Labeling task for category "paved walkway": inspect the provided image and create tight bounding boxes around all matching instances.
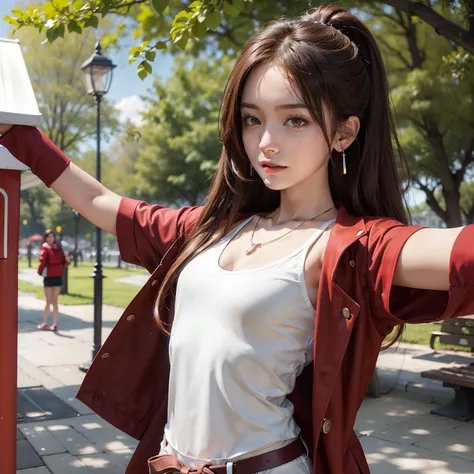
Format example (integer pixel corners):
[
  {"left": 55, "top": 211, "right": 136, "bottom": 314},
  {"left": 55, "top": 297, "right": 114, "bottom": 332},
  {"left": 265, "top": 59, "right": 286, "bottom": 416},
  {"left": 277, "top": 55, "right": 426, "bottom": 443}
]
[
  {"left": 15, "top": 292, "right": 474, "bottom": 473},
  {"left": 18, "top": 269, "right": 43, "bottom": 286}
]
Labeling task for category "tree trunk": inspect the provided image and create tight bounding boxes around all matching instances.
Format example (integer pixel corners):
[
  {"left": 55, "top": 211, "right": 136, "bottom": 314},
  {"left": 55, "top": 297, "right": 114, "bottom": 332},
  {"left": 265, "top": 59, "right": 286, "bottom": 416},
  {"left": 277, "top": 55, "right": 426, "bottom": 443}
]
[
  {"left": 425, "top": 119, "right": 463, "bottom": 227},
  {"left": 442, "top": 186, "right": 462, "bottom": 227}
]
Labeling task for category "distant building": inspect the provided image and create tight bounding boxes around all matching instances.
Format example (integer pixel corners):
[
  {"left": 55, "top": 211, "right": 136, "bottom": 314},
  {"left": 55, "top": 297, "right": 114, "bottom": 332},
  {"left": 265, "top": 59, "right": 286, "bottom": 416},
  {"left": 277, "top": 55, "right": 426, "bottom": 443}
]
[{"left": 410, "top": 209, "right": 446, "bottom": 228}]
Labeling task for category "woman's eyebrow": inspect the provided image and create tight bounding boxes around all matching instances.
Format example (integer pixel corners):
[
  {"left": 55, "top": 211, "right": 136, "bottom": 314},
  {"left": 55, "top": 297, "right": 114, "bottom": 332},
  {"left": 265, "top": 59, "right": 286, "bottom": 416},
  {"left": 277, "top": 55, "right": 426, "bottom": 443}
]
[{"left": 240, "top": 102, "right": 308, "bottom": 110}]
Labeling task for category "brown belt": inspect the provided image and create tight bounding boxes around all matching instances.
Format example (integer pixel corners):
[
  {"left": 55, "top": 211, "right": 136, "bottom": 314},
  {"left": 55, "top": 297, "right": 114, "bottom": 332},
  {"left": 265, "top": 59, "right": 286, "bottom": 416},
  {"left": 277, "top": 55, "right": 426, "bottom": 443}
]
[{"left": 148, "top": 438, "right": 306, "bottom": 474}]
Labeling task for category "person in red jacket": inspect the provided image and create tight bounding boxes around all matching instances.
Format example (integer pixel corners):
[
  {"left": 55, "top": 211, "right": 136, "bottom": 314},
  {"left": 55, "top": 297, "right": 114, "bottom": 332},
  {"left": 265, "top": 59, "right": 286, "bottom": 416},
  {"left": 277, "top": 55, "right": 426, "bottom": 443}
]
[
  {"left": 2, "top": 5, "right": 474, "bottom": 473},
  {"left": 37, "top": 229, "right": 68, "bottom": 331}
]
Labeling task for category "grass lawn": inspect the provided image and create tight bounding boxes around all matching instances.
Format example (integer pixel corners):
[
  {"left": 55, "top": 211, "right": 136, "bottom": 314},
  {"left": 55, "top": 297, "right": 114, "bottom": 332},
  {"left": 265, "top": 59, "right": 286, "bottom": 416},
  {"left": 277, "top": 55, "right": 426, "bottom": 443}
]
[
  {"left": 388, "top": 320, "right": 471, "bottom": 352},
  {"left": 18, "top": 258, "right": 147, "bottom": 308}
]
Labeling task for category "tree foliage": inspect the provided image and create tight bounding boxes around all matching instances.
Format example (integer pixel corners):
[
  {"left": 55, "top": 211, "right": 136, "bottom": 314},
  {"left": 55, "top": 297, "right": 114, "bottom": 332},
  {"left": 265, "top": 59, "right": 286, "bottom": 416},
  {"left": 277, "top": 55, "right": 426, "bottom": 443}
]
[
  {"left": 367, "top": 3, "right": 474, "bottom": 226},
  {"left": 8, "top": 0, "right": 472, "bottom": 78},
  {"left": 133, "top": 55, "right": 233, "bottom": 205}
]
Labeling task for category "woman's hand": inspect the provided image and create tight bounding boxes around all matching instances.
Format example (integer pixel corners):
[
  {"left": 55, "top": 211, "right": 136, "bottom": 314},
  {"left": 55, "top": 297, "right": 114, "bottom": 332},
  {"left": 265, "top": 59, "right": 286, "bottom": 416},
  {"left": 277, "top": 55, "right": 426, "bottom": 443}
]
[{"left": 0, "top": 124, "right": 12, "bottom": 135}]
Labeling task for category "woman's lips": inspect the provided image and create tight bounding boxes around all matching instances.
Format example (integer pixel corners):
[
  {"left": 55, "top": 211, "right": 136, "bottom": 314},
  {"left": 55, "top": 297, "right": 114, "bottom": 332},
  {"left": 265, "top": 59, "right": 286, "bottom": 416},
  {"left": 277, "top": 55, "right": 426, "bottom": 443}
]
[{"left": 261, "top": 164, "right": 287, "bottom": 174}]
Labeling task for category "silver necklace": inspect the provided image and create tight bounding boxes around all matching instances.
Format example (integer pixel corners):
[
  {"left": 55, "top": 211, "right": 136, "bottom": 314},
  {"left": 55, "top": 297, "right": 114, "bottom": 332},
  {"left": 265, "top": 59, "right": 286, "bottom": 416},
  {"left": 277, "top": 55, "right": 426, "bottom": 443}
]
[{"left": 245, "top": 205, "right": 335, "bottom": 256}]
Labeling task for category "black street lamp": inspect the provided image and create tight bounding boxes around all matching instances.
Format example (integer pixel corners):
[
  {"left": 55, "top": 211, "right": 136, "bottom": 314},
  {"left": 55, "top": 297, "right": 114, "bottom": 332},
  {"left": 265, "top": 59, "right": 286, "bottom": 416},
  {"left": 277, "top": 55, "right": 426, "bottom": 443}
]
[
  {"left": 79, "top": 42, "right": 115, "bottom": 373},
  {"left": 72, "top": 209, "right": 80, "bottom": 268}
]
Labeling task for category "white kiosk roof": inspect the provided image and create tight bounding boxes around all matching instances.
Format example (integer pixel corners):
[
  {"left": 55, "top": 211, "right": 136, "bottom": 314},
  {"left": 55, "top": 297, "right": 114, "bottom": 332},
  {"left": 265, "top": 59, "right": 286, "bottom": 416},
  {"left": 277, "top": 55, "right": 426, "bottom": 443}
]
[
  {"left": 0, "top": 38, "right": 42, "bottom": 126},
  {"left": 0, "top": 38, "right": 42, "bottom": 189}
]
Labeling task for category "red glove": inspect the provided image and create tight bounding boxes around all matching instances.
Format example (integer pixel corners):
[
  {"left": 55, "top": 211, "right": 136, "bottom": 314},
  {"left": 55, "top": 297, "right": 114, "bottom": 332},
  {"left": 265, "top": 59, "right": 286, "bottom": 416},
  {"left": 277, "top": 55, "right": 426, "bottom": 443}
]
[{"left": 0, "top": 125, "right": 70, "bottom": 187}]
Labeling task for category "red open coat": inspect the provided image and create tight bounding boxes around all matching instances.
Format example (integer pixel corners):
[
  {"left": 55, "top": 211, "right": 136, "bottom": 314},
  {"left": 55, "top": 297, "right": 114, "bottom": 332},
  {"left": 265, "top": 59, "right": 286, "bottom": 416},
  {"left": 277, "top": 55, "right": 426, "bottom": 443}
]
[
  {"left": 37, "top": 242, "right": 67, "bottom": 278},
  {"left": 76, "top": 197, "right": 474, "bottom": 473}
]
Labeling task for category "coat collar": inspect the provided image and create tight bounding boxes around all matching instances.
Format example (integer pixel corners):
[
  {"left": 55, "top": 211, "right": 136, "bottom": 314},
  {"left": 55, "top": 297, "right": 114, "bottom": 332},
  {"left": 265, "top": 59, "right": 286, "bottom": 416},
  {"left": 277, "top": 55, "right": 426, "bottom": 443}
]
[{"left": 326, "top": 206, "right": 367, "bottom": 283}]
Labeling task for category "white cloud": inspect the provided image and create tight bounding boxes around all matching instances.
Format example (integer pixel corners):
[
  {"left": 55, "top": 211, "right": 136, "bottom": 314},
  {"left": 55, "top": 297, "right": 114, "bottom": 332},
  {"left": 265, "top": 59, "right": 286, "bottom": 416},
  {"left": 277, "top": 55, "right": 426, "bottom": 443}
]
[{"left": 114, "top": 95, "right": 146, "bottom": 126}]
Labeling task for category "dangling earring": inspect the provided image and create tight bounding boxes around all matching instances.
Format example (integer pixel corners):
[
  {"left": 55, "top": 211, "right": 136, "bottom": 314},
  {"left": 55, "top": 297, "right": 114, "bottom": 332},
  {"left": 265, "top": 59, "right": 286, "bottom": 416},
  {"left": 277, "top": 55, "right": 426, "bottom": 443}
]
[
  {"left": 250, "top": 165, "right": 253, "bottom": 177},
  {"left": 342, "top": 149, "right": 347, "bottom": 175}
]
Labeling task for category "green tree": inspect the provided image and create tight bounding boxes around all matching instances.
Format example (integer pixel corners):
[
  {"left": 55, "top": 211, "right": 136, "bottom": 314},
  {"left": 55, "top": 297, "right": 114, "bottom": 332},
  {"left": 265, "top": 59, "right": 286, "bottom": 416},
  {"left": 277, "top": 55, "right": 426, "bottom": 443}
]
[
  {"left": 134, "top": 55, "right": 233, "bottom": 205},
  {"left": 107, "top": 127, "right": 142, "bottom": 198},
  {"left": 19, "top": 187, "right": 51, "bottom": 239},
  {"left": 368, "top": 4, "right": 474, "bottom": 226},
  {"left": 4, "top": 1, "right": 473, "bottom": 79}
]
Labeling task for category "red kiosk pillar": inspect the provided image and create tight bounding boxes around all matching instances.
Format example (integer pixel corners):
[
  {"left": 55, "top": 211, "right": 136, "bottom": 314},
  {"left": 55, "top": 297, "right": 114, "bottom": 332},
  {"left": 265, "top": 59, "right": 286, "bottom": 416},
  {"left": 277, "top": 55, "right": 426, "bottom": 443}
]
[
  {"left": 0, "top": 155, "right": 29, "bottom": 474},
  {"left": 0, "top": 36, "right": 44, "bottom": 473}
]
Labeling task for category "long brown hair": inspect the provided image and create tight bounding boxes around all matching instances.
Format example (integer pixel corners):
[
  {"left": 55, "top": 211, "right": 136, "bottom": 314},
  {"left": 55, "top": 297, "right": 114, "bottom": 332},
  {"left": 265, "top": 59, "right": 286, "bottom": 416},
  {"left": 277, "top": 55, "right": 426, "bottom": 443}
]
[
  {"left": 156, "top": 5, "right": 409, "bottom": 348},
  {"left": 42, "top": 229, "right": 56, "bottom": 244}
]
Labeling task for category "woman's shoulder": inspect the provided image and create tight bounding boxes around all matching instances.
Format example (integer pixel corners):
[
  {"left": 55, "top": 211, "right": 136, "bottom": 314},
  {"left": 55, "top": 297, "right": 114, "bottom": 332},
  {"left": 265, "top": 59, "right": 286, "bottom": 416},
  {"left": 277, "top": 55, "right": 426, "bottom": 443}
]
[{"left": 336, "top": 206, "right": 406, "bottom": 230}]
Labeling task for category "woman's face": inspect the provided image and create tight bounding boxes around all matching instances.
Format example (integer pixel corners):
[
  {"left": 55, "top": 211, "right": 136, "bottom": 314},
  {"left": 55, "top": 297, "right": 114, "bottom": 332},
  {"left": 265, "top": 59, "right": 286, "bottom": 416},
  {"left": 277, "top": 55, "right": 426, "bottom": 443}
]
[
  {"left": 46, "top": 234, "right": 55, "bottom": 246},
  {"left": 240, "top": 63, "right": 332, "bottom": 192}
]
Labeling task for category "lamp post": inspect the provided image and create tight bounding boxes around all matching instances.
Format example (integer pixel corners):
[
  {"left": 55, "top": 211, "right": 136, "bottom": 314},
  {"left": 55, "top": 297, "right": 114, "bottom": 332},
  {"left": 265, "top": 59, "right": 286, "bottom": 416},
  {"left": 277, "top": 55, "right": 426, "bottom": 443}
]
[
  {"left": 79, "top": 42, "right": 115, "bottom": 373},
  {"left": 72, "top": 209, "right": 80, "bottom": 268}
]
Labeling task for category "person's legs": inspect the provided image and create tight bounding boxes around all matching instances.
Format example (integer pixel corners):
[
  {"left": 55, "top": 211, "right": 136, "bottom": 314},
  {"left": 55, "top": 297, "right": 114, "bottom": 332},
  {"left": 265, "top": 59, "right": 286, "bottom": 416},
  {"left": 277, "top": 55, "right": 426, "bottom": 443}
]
[
  {"left": 40, "top": 286, "right": 53, "bottom": 329},
  {"left": 50, "top": 286, "right": 61, "bottom": 329}
]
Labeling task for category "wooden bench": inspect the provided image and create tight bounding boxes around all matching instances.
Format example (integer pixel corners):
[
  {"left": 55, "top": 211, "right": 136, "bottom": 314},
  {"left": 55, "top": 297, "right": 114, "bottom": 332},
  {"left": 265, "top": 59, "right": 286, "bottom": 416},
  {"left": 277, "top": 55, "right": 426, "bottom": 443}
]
[
  {"left": 430, "top": 316, "right": 474, "bottom": 352},
  {"left": 420, "top": 364, "right": 474, "bottom": 421}
]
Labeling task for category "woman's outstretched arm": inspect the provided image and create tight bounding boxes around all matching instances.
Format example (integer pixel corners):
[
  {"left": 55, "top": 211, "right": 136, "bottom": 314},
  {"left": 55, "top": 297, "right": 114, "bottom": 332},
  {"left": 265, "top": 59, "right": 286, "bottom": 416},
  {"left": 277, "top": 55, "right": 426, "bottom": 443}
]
[
  {"left": 50, "top": 163, "right": 121, "bottom": 236},
  {"left": 0, "top": 124, "right": 120, "bottom": 236},
  {"left": 393, "top": 227, "right": 464, "bottom": 291}
]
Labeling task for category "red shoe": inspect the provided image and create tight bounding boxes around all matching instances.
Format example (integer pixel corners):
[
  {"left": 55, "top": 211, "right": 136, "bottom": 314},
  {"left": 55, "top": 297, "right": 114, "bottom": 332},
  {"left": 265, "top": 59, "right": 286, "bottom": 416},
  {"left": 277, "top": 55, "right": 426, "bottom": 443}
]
[
  {"left": 37, "top": 323, "right": 48, "bottom": 330},
  {"left": 50, "top": 324, "right": 58, "bottom": 332}
]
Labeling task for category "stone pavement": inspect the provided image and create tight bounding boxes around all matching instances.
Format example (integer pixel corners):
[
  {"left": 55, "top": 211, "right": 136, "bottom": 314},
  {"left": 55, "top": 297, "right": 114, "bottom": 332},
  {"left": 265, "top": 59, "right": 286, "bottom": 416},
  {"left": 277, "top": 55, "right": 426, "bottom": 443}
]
[{"left": 15, "top": 291, "right": 474, "bottom": 473}]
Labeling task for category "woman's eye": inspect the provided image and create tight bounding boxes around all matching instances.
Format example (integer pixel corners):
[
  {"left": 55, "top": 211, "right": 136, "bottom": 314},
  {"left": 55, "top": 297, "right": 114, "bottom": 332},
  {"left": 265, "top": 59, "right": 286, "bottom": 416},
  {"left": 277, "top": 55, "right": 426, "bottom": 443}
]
[
  {"left": 285, "top": 116, "right": 308, "bottom": 128},
  {"left": 242, "top": 115, "right": 260, "bottom": 126}
]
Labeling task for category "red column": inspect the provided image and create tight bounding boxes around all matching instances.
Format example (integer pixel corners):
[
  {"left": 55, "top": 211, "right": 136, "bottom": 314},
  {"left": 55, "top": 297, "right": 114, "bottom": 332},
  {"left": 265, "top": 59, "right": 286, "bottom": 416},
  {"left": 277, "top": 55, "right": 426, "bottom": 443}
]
[{"left": 0, "top": 169, "right": 21, "bottom": 474}]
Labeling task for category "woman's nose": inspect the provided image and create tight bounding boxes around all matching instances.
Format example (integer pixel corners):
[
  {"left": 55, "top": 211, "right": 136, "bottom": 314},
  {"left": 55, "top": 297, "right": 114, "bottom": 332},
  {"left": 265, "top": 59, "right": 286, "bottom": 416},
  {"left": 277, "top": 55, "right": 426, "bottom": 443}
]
[{"left": 259, "top": 129, "right": 279, "bottom": 155}]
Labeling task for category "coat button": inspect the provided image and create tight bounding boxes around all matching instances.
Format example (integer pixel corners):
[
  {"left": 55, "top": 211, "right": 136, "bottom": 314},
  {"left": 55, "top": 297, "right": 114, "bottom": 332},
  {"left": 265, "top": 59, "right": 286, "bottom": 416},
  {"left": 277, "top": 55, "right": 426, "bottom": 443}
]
[
  {"left": 101, "top": 352, "right": 111, "bottom": 359},
  {"left": 322, "top": 417, "right": 331, "bottom": 434},
  {"left": 342, "top": 307, "right": 351, "bottom": 319},
  {"left": 356, "top": 229, "right": 364, "bottom": 236},
  {"left": 151, "top": 280, "right": 158, "bottom": 287},
  {"left": 349, "top": 260, "right": 355, "bottom": 267},
  {"left": 126, "top": 314, "right": 136, "bottom": 322}
]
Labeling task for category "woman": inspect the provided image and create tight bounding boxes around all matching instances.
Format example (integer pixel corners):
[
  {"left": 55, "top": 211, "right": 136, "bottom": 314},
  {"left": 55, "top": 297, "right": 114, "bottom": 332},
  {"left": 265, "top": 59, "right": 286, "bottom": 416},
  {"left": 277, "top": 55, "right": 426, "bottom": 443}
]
[
  {"left": 1, "top": 5, "right": 473, "bottom": 473},
  {"left": 36, "top": 229, "right": 67, "bottom": 331}
]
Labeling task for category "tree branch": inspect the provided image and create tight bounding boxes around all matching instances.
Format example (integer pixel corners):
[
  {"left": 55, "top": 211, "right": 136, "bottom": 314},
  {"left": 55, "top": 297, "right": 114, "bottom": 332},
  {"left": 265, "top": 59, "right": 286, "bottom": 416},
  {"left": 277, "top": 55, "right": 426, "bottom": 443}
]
[
  {"left": 458, "top": 137, "right": 474, "bottom": 180},
  {"left": 377, "top": 35, "right": 414, "bottom": 69},
  {"left": 414, "top": 179, "right": 448, "bottom": 222},
  {"left": 383, "top": 0, "right": 474, "bottom": 53}
]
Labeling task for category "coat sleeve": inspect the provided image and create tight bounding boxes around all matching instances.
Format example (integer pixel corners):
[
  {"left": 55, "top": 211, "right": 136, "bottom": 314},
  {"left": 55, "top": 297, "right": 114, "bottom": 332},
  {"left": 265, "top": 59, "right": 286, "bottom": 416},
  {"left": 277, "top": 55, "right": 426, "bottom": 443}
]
[
  {"left": 367, "top": 219, "right": 474, "bottom": 332},
  {"left": 37, "top": 245, "right": 48, "bottom": 276},
  {"left": 61, "top": 249, "right": 68, "bottom": 267},
  {"left": 115, "top": 197, "right": 203, "bottom": 273}
]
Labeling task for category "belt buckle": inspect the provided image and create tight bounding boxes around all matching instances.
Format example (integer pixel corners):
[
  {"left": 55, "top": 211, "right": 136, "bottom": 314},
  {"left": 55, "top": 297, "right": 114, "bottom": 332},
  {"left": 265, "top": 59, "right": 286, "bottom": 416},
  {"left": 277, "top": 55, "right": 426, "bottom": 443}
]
[{"left": 226, "top": 461, "right": 233, "bottom": 474}]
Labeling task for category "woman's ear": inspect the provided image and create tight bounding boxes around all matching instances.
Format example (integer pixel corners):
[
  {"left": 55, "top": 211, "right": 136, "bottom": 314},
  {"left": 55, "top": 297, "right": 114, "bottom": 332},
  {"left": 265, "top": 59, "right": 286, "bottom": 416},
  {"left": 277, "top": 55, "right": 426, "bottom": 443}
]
[{"left": 332, "top": 116, "right": 360, "bottom": 152}]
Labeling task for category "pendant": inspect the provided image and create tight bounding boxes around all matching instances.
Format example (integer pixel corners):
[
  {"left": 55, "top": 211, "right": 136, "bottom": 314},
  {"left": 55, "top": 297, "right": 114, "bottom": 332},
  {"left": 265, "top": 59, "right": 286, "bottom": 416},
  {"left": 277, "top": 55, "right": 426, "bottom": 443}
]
[{"left": 245, "top": 243, "right": 261, "bottom": 255}]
